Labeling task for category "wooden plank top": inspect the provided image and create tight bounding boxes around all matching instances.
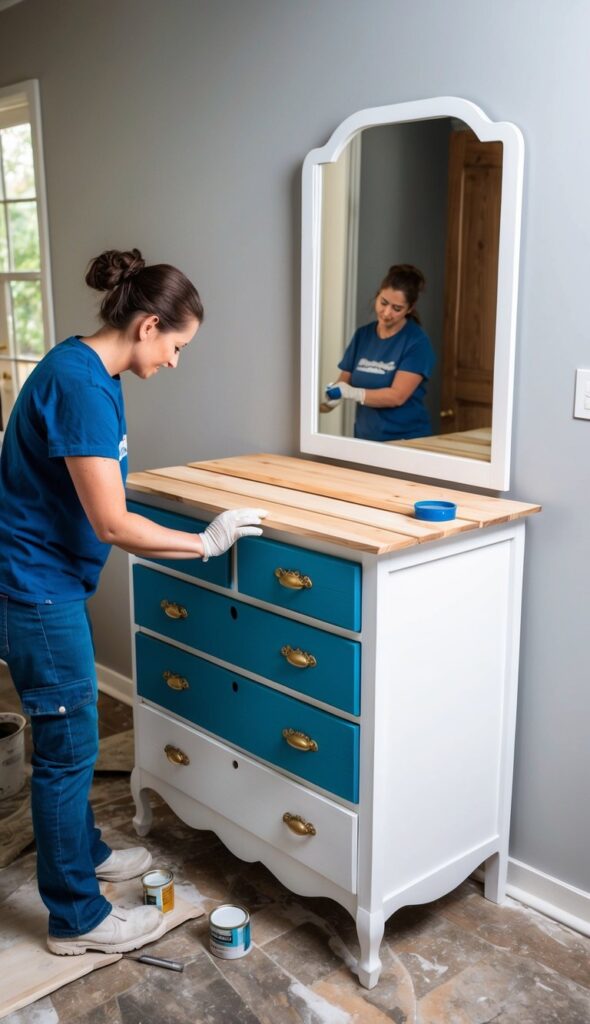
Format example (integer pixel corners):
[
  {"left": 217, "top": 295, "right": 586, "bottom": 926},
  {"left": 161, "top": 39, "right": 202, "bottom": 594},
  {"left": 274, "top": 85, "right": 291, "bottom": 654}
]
[
  {"left": 127, "top": 453, "right": 540, "bottom": 555},
  {"left": 393, "top": 427, "right": 492, "bottom": 462}
]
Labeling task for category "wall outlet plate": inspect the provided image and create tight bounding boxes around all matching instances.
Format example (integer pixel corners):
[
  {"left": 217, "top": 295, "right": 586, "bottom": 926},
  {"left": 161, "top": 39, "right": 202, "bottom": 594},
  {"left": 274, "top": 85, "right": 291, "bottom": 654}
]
[{"left": 573, "top": 368, "right": 590, "bottom": 420}]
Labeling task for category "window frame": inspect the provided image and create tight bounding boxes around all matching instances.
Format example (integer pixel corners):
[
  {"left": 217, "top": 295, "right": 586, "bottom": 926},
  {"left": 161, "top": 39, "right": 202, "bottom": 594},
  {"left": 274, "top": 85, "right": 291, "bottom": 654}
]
[{"left": 0, "top": 78, "right": 55, "bottom": 436}]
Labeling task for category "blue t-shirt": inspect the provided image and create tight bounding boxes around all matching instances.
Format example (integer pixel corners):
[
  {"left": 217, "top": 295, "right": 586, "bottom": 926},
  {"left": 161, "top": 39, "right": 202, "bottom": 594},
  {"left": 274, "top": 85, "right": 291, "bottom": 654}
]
[
  {"left": 0, "top": 337, "right": 128, "bottom": 603},
  {"left": 338, "top": 319, "right": 435, "bottom": 442}
]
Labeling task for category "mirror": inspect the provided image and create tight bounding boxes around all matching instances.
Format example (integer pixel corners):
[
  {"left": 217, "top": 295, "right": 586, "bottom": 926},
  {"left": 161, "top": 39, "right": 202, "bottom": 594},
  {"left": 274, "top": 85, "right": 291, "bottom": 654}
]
[{"left": 300, "top": 98, "right": 524, "bottom": 490}]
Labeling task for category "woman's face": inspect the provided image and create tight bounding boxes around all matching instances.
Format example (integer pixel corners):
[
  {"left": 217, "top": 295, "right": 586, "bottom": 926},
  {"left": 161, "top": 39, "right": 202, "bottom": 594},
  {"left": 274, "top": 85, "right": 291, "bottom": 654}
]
[
  {"left": 374, "top": 288, "right": 412, "bottom": 336},
  {"left": 131, "top": 316, "right": 200, "bottom": 379}
]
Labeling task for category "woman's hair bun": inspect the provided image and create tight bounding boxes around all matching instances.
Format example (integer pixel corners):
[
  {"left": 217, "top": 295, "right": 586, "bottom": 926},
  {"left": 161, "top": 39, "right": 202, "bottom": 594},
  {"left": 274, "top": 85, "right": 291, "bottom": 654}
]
[
  {"left": 389, "top": 263, "right": 425, "bottom": 291},
  {"left": 85, "top": 248, "right": 203, "bottom": 331},
  {"left": 85, "top": 248, "right": 145, "bottom": 292}
]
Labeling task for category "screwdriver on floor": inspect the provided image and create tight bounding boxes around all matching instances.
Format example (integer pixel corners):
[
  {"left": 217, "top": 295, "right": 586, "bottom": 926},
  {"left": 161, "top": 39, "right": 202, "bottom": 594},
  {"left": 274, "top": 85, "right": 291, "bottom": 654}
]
[{"left": 122, "top": 953, "right": 184, "bottom": 971}]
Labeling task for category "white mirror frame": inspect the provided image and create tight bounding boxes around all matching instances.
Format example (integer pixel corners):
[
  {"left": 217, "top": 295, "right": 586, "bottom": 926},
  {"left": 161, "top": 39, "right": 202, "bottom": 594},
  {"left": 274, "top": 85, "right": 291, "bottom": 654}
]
[{"left": 300, "top": 97, "right": 524, "bottom": 491}]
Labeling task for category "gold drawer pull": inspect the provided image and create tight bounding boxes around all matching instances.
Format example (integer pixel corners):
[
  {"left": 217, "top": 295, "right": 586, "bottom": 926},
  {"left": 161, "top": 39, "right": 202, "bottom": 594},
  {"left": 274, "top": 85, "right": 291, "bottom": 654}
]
[
  {"left": 280, "top": 645, "right": 317, "bottom": 669},
  {"left": 282, "top": 728, "right": 318, "bottom": 752},
  {"left": 160, "top": 599, "right": 188, "bottom": 620},
  {"left": 164, "top": 744, "right": 190, "bottom": 766},
  {"left": 163, "top": 671, "right": 189, "bottom": 691},
  {"left": 283, "top": 812, "right": 316, "bottom": 837},
  {"left": 275, "top": 567, "right": 312, "bottom": 590}
]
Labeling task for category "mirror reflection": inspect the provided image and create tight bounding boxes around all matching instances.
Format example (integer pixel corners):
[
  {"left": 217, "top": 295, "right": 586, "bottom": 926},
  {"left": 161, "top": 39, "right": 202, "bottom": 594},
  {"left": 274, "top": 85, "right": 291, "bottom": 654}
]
[{"left": 318, "top": 117, "right": 503, "bottom": 463}]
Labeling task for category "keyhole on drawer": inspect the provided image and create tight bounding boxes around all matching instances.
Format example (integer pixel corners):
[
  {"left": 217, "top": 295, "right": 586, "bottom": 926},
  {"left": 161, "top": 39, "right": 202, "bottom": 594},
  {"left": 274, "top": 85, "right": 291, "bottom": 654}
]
[
  {"left": 232, "top": 681, "right": 239, "bottom": 693},
  {"left": 232, "top": 760, "right": 239, "bottom": 770},
  {"left": 230, "top": 606, "right": 238, "bottom": 620}
]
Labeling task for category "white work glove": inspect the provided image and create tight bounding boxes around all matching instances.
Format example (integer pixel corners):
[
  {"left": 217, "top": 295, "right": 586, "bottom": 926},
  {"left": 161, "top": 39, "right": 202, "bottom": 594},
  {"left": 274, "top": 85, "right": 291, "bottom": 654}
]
[
  {"left": 200, "top": 508, "right": 267, "bottom": 561},
  {"left": 334, "top": 381, "right": 366, "bottom": 405}
]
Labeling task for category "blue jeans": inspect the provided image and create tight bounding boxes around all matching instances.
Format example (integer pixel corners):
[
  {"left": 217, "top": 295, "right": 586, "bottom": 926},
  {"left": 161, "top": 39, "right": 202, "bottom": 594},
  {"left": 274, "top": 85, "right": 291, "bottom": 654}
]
[{"left": 0, "top": 594, "right": 112, "bottom": 937}]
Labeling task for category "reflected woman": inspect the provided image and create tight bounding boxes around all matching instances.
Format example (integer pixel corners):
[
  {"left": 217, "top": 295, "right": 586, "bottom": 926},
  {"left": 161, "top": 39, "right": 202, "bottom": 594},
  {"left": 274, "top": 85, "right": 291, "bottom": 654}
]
[{"left": 323, "top": 264, "right": 435, "bottom": 442}]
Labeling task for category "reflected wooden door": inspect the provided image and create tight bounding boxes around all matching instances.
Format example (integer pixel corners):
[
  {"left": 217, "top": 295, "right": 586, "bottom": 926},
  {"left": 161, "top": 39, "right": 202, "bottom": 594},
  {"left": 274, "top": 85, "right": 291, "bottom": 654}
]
[{"left": 440, "top": 130, "right": 502, "bottom": 433}]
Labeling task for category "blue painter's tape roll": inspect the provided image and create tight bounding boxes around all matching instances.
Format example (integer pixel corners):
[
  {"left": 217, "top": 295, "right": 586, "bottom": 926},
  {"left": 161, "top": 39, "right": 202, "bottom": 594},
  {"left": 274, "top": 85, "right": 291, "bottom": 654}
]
[
  {"left": 414, "top": 500, "right": 457, "bottom": 521},
  {"left": 325, "top": 385, "right": 342, "bottom": 400}
]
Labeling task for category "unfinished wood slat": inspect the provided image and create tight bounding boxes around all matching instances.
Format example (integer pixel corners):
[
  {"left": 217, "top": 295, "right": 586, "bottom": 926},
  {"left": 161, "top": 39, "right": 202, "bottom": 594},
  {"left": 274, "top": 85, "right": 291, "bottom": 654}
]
[
  {"left": 127, "top": 471, "right": 418, "bottom": 553},
  {"left": 141, "top": 465, "right": 477, "bottom": 542},
  {"left": 187, "top": 453, "right": 541, "bottom": 524},
  {"left": 394, "top": 428, "right": 492, "bottom": 462}
]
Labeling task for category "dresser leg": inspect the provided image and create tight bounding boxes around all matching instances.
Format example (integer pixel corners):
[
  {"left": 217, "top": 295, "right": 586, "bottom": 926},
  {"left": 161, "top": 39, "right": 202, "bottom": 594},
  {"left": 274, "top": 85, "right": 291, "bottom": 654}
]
[
  {"left": 355, "top": 907, "right": 385, "bottom": 988},
  {"left": 484, "top": 850, "right": 507, "bottom": 904},
  {"left": 131, "top": 767, "right": 153, "bottom": 837}
]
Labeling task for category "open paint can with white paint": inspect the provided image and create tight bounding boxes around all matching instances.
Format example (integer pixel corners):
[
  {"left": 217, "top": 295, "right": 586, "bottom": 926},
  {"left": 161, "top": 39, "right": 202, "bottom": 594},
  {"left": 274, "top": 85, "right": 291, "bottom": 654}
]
[
  {"left": 142, "top": 869, "right": 175, "bottom": 913},
  {"left": 209, "top": 904, "right": 251, "bottom": 959}
]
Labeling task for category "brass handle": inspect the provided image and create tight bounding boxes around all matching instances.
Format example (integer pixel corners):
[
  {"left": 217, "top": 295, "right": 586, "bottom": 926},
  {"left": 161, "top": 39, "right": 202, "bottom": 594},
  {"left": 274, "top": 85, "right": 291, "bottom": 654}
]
[
  {"left": 440, "top": 409, "right": 455, "bottom": 419},
  {"left": 283, "top": 812, "right": 316, "bottom": 836},
  {"left": 160, "top": 599, "right": 188, "bottom": 620},
  {"left": 1, "top": 371, "right": 12, "bottom": 381},
  {"left": 280, "top": 645, "right": 317, "bottom": 669},
  {"left": 163, "top": 671, "right": 189, "bottom": 691},
  {"left": 275, "top": 568, "right": 312, "bottom": 590},
  {"left": 164, "top": 744, "right": 190, "bottom": 766},
  {"left": 282, "top": 728, "right": 318, "bottom": 752}
]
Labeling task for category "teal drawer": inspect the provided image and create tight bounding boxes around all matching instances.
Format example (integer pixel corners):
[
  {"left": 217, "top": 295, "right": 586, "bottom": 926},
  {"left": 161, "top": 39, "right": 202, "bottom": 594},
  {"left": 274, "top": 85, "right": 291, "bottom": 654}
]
[
  {"left": 136, "top": 633, "right": 359, "bottom": 802},
  {"left": 133, "top": 565, "right": 360, "bottom": 715},
  {"left": 238, "top": 537, "right": 361, "bottom": 631},
  {"left": 127, "top": 500, "right": 230, "bottom": 587}
]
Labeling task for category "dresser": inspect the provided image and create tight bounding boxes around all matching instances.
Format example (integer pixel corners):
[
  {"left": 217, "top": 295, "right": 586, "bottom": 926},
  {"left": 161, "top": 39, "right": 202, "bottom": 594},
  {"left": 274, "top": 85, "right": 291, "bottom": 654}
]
[{"left": 127, "top": 453, "right": 539, "bottom": 988}]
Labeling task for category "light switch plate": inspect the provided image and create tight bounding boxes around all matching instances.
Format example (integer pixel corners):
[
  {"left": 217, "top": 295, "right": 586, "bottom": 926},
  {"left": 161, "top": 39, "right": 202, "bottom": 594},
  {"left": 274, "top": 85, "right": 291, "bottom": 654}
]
[{"left": 573, "top": 369, "right": 590, "bottom": 420}]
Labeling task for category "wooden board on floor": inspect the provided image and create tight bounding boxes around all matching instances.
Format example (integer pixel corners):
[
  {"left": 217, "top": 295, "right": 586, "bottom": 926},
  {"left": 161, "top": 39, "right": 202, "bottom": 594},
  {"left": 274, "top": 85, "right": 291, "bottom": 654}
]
[{"left": 0, "top": 879, "right": 204, "bottom": 1018}]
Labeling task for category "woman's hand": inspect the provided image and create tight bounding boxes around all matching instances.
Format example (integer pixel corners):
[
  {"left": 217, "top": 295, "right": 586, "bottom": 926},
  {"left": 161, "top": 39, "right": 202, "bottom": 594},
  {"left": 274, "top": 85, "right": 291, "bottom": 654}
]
[
  {"left": 320, "top": 384, "right": 341, "bottom": 413},
  {"left": 199, "top": 508, "right": 267, "bottom": 560},
  {"left": 333, "top": 381, "right": 366, "bottom": 404}
]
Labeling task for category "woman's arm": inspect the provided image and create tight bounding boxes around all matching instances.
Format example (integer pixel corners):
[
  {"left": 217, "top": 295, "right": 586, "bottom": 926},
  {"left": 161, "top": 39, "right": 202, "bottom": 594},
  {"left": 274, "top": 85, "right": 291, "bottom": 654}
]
[
  {"left": 66, "top": 456, "right": 265, "bottom": 559},
  {"left": 66, "top": 456, "right": 205, "bottom": 557},
  {"left": 361, "top": 370, "right": 423, "bottom": 408}
]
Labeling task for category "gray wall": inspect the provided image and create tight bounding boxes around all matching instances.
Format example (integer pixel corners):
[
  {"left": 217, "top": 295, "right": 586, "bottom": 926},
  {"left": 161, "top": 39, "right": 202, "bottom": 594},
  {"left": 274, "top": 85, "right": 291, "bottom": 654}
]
[{"left": 1, "top": 0, "right": 588, "bottom": 897}]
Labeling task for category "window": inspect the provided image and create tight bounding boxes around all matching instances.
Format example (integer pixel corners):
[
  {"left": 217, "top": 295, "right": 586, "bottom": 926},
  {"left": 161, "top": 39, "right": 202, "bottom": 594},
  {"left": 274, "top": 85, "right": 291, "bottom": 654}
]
[{"left": 0, "top": 80, "right": 54, "bottom": 435}]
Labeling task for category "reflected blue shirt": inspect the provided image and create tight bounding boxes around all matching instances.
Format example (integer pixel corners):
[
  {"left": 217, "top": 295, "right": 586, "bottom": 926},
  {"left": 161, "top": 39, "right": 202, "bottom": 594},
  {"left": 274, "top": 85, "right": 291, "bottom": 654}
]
[
  {"left": 339, "top": 319, "right": 435, "bottom": 442},
  {"left": 0, "top": 337, "right": 127, "bottom": 602}
]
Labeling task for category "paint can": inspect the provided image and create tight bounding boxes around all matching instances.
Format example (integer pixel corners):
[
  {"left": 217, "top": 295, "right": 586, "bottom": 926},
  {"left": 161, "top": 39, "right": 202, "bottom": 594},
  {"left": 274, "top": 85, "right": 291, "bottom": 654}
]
[
  {"left": 208, "top": 904, "right": 251, "bottom": 959},
  {"left": 0, "top": 713, "right": 26, "bottom": 800},
  {"left": 141, "top": 869, "right": 175, "bottom": 913}
]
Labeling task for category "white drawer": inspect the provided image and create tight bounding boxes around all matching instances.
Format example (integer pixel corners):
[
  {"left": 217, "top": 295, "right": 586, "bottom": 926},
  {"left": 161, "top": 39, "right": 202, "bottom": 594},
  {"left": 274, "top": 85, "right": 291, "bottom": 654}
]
[{"left": 135, "top": 703, "right": 358, "bottom": 893}]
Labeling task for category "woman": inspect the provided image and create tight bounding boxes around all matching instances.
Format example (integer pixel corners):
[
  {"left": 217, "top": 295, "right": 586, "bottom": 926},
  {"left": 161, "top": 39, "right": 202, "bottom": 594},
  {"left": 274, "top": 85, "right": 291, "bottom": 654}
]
[
  {"left": 323, "top": 264, "right": 435, "bottom": 442},
  {"left": 0, "top": 249, "right": 266, "bottom": 956}
]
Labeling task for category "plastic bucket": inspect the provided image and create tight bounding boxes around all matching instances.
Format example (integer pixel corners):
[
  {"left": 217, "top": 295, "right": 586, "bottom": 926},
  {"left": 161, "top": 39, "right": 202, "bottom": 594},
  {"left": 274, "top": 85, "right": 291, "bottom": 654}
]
[{"left": 0, "top": 713, "right": 27, "bottom": 800}]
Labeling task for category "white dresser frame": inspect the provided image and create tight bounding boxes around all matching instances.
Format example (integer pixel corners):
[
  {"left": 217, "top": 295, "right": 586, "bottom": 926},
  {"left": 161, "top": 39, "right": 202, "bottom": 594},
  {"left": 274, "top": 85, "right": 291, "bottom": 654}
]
[{"left": 130, "top": 507, "right": 525, "bottom": 988}]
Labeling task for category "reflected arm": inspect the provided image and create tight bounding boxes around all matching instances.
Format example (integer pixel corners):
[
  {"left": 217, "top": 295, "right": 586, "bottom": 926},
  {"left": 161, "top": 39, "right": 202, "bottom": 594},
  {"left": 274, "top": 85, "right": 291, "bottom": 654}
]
[{"left": 362, "top": 370, "right": 423, "bottom": 408}]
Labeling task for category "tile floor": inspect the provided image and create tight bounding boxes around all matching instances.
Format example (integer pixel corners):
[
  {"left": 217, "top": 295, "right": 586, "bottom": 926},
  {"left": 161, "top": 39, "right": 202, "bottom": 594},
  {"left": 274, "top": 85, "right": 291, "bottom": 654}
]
[{"left": 1, "top": 667, "right": 589, "bottom": 1023}]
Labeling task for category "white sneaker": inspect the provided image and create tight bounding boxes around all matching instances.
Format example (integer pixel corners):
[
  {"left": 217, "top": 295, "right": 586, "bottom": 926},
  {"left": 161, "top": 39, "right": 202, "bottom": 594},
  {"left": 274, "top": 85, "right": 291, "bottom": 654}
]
[
  {"left": 95, "top": 846, "right": 152, "bottom": 881},
  {"left": 47, "top": 905, "right": 166, "bottom": 955}
]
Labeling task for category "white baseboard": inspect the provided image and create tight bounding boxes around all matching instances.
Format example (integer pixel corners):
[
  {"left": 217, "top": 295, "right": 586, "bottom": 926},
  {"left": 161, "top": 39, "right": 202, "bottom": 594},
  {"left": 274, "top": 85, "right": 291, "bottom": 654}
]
[
  {"left": 94, "top": 661, "right": 590, "bottom": 937},
  {"left": 473, "top": 859, "right": 590, "bottom": 937},
  {"left": 96, "top": 663, "right": 133, "bottom": 707},
  {"left": 505, "top": 858, "right": 590, "bottom": 937}
]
